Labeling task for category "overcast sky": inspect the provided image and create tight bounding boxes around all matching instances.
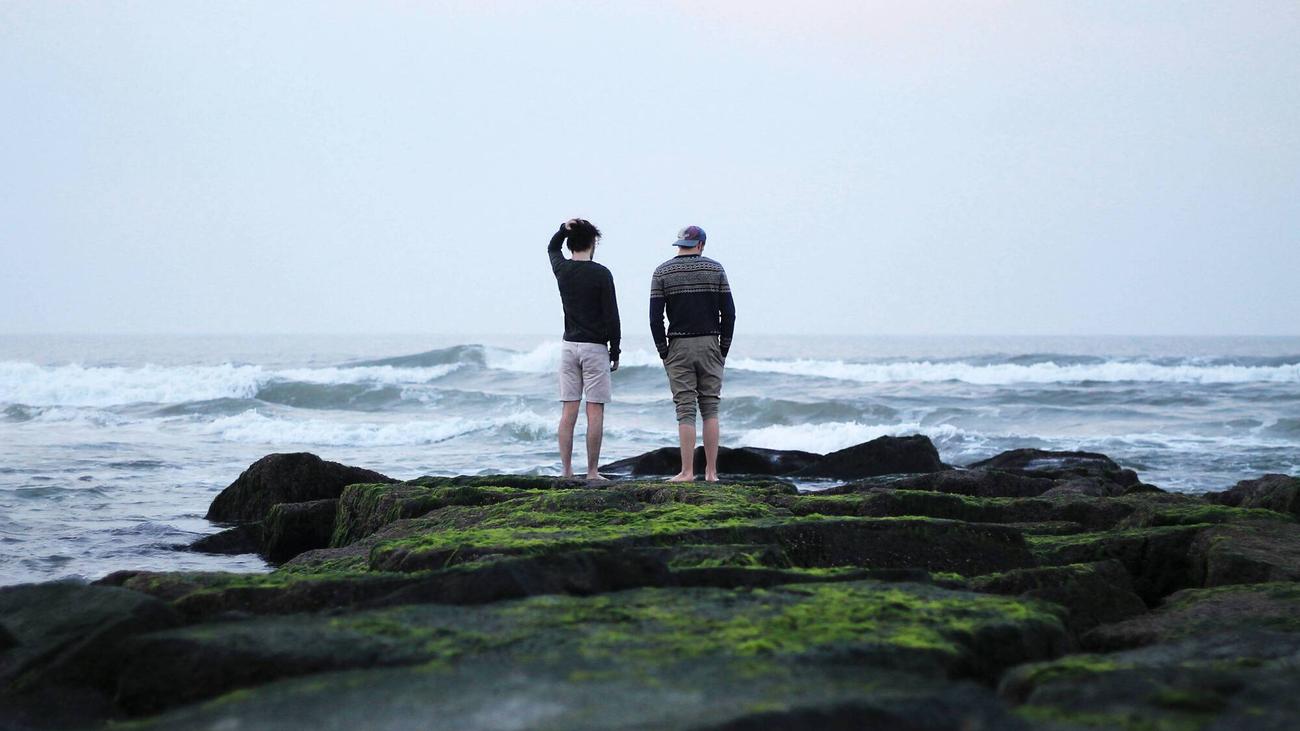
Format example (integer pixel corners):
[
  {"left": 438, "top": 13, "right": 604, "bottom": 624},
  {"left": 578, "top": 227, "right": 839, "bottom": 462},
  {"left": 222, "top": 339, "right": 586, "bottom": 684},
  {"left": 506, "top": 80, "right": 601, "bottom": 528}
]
[{"left": 2, "top": 1, "right": 1297, "bottom": 337}]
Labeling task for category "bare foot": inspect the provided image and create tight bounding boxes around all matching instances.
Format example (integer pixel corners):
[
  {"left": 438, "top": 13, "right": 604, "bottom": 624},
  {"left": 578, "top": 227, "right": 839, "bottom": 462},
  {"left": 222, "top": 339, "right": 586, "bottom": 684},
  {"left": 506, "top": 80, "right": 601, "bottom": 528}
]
[
  {"left": 586, "top": 473, "right": 610, "bottom": 482},
  {"left": 667, "top": 472, "right": 695, "bottom": 482},
  {"left": 561, "top": 471, "right": 575, "bottom": 479},
  {"left": 704, "top": 473, "right": 720, "bottom": 483}
]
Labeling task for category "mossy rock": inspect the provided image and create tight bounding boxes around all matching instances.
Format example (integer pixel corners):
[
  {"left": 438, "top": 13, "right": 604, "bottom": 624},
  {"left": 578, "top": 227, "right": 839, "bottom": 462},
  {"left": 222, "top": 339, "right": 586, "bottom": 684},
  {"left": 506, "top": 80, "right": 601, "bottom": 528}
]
[
  {"left": 1027, "top": 525, "right": 1205, "bottom": 604},
  {"left": 1115, "top": 494, "right": 1294, "bottom": 530},
  {"left": 825, "top": 469, "right": 1058, "bottom": 498},
  {"left": 103, "top": 569, "right": 423, "bottom": 621},
  {"left": 1204, "top": 474, "right": 1300, "bottom": 519},
  {"left": 786, "top": 489, "right": 1135, "bottom": 531},
  {"left": 1002, "top": 630, "right": 1300, "bottom": 730},
  {"left": 330, "top": 482, "right": 534, "bottom": 548},
  {"left": 970, "top": 560, "right": 1148, "bottom": 636},
  {"left": 1084, "top": 582, "right": 1300, "bottom": 651},
  {"left": 1189, "top": 520, "right": 1300, "bottom": 587},
  {"left": 118, "top": 580, "right": 1067, "bottom": 727}
]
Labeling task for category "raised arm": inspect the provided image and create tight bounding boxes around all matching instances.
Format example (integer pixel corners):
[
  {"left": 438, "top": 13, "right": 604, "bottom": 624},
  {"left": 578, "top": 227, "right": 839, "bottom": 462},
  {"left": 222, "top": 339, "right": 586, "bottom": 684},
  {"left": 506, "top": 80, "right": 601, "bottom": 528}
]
[
  {"left": 548, "top": 224, "right": 567, "bottom": 274},
  {"left": 649, "top": 269, "right": 668, "bottom": 359},
  {"left": 719, "top": 269, "right": 736, "bottom": 358}
]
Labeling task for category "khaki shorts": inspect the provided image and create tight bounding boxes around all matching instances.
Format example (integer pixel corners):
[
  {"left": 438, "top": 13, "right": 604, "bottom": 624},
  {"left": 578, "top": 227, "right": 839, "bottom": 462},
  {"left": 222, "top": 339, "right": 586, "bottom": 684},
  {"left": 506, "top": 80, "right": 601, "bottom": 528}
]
[
  {"left": 559, "top": 341, "right": 612, "bottom": 403},
  {"left": 665, "top": 336, "right": 724, "bottom": 423}
]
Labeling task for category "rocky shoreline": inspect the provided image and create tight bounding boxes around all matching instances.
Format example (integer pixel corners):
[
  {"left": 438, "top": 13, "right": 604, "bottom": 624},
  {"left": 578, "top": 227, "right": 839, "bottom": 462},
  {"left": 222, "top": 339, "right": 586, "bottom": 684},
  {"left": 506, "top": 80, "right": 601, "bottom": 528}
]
[{"left": 2, "top": 437, "right": 1299, "bottom": 729}]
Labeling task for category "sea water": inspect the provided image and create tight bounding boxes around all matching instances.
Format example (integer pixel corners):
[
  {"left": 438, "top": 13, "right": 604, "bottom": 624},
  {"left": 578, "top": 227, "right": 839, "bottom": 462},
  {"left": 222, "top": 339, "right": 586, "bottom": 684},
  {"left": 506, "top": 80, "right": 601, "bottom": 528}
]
[{"left": 2, "top": 333, "right": 1298, "bottom": 586}]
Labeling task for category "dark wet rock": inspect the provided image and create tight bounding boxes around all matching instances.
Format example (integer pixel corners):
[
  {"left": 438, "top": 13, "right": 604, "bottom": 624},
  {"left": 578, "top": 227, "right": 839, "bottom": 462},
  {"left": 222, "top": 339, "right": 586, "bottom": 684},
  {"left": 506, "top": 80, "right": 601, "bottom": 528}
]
[
  {"left": 0, "top": 622, "right": 15, "bottom": 651},
  {"left": 205, "top": 452, "right": 395, "bottom": 524},
  {"left": 1082, "top": 582, "right": 1300, "bottom": 651},
  {"left": 795, "top": 435, "right": 946, "bottom": 480},
  {"left": 189, "top": 523, "right": 261, "bottom": 555},
  {"left": 825, "top": 469, "right": 1058, "bottom": 498},
  {"left": 1204, "top": 473, "right": 1300, "bottom": 519},
  {"left": 0, "top": 582, "right": 181, "bottom": 697},
  {"left": 1038, "top": 478, "right": 1106, "bottom": 498},
  {"left": 600, "top": 446, "right": 821, "bottom": 477},
  {"left": 115, "top": 616, "right": 435, "bottom": 716},
  {"left": 969, "top": 560, "right": 1148, "bottom": 636},
  {"left": 367, "top": 549, "right": 674, "bottom": 608},
  {"left": 1189, "top": 520, "right": 1300, "bottom": 587},
  {"left": 967, "top": 448, "right": 1141, "bottom": 494},
  {"left": 1114, "top": 493, "right": 1293, "bottom": 529},
  {"left": 1001, "top": 630, "right": 1300, "bottom": 729},
  {"left": 34, "top": 466, "right": 1300, "bottom": 729},
  {"left": 261, "top": 499, "right": 338, "bottom": 563}
]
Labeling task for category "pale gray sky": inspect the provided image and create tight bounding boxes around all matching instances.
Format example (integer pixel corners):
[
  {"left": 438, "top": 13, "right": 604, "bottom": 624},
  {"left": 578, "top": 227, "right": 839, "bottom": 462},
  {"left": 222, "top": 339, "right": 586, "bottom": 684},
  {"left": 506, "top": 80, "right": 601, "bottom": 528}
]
[{"left": 2, "top": 1, "right": 1297, "bottom": 337}]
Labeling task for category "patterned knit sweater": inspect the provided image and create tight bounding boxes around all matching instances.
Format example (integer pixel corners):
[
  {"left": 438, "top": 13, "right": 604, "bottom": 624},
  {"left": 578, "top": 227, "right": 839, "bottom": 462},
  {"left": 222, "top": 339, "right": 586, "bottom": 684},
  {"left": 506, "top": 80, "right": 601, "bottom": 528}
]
[{"left": 649, "top": 254, "right": 736, "bottom": 358}]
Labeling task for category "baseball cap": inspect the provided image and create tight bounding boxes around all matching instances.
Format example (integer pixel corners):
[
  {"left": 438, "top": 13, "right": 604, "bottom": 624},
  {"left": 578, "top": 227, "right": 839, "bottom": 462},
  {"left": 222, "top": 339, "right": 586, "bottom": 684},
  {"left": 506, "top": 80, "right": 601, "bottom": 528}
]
[{"left": 673, "top": 225, "right": 707, "bottom": 247}]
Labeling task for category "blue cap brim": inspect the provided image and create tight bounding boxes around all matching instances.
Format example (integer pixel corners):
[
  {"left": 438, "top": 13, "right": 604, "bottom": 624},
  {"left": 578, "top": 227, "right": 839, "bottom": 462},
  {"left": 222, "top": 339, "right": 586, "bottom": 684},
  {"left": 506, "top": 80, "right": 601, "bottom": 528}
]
[{"left": 673, "top": 239, "right": 703, "bottom": 247}]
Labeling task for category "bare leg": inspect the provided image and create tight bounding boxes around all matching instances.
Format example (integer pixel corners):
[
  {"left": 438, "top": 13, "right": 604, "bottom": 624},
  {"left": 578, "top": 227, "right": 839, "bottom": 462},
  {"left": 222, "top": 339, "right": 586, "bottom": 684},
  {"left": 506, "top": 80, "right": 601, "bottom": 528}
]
[
  {"left": 558, "top": 401, "right": 580, "bottom": 478},
  {"left": 702, "top": 417, "right": 720, "bottom": 482},
  {"left": 669, "top": 422, "right": 697, "bottom": 482},
  {"left": 585, "top": 402, "right": 608, "bottom": 480}
]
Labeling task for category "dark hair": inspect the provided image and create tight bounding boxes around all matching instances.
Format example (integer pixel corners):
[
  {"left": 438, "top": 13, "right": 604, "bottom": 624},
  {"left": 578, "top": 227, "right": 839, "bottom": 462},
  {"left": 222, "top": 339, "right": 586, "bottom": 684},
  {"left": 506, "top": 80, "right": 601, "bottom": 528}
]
[{"left": 566, "top": 220, "right": 601, "bottom": 252}]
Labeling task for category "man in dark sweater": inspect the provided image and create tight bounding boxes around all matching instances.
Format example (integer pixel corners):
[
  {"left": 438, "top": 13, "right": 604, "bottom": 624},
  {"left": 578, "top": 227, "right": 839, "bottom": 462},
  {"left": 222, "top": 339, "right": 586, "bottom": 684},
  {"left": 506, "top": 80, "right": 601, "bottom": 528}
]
[
  {"left": 650, "top": 225, "right": 736, "bottom": 482},
  {"left": 549, "top": 218, "right": 621, "bottom": 480}
]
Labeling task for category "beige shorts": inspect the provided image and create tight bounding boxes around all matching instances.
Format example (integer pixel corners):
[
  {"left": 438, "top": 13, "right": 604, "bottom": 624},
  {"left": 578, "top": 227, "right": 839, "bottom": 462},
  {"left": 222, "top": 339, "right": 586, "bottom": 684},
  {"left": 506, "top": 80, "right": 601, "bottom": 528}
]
[
  {"left": 559, "top": 341, "right": 612, "bottom": 403},
  {"left": 665, "top": 336, "right": 724, "bottom": 423}
]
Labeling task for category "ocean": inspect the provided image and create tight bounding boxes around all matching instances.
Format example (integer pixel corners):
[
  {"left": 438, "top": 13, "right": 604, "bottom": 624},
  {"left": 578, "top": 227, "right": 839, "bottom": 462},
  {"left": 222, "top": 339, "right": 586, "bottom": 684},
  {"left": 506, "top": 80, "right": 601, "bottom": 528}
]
[{"left": 2, "top": 333, "right": 1298, "bottom": 587}]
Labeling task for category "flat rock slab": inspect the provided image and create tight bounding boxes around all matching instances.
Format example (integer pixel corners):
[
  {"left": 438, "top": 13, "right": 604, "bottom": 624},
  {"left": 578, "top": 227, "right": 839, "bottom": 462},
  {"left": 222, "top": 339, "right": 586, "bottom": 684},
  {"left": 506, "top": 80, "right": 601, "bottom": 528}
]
[
  {"left": 122, "top": 580, "right": 1067, "bottom": 726},
  {"left": 1002, "top": 631, "right": 1300, "bottom": 730},
  {"left": 1083, "top": 582, "right": 1300, "bottom": 651}
]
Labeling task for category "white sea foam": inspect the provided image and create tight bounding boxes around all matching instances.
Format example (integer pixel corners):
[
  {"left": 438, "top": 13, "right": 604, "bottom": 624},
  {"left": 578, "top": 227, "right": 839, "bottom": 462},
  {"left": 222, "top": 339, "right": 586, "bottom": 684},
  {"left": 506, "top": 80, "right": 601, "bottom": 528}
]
[
  {"left": 727, "top": 358, "right": 1300, "bottom": 385},
  {"left": 198, "top": 410, "right": 554, "bottom": 447},
  {"left": 482, "top": 342, "right": 664, "bottom": 372},
  {"left": 0, "top": 361, "right": 460, "bottom": 407},
  {"left": 738, "top": 421, "right": 970, "bottom": 455}
]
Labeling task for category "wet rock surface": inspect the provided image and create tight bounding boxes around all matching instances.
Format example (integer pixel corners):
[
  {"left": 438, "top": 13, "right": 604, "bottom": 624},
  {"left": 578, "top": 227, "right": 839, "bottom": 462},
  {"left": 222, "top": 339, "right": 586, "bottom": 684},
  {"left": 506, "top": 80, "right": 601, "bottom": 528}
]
[{"left": 4, "top": 445, "right": 1299, "bottom": 730}]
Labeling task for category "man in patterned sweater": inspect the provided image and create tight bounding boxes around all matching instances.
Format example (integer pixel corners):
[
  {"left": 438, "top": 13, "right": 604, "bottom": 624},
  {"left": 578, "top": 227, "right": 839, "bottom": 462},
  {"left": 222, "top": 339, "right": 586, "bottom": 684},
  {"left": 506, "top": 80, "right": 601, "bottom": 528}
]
[{"left": 649, "top": 225, "right": 736, "bottom": 482}]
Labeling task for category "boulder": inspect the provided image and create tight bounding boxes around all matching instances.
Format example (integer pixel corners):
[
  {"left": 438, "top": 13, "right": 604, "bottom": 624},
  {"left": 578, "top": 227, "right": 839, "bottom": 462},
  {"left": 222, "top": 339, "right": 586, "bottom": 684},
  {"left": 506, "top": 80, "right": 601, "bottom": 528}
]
[
  {"left": 600, "top": 446, "right": 821, "bottom": 477},
  {"left": 969, "top": 560, "right": 1148, "bottom": 636},
  {"left": 189, "top": 523, "right": 262, "bottom": 555},
  {"left": 205, "top": 452, "right": 396, "bottom": 524},
  {"left": 967, "top": 448, "right": 1140, "bottom": 492},
  {"left": 795, "top": 435, "right": 946, "bottom": 480},
  {"left": 262, "top": 499, "right": 338, "bottom": 563},
  {"left": 0, "top": 622, "right": 15, "bottom": 651},
  {"left": 0, "top": 582, "right": 181, "bottom": 695},
  {"left": 1189, "top": 520, "right": 1300, "bottom": 587},
  {"left": 1204, "top": 474, "right": 1300, "bottom": 519}
]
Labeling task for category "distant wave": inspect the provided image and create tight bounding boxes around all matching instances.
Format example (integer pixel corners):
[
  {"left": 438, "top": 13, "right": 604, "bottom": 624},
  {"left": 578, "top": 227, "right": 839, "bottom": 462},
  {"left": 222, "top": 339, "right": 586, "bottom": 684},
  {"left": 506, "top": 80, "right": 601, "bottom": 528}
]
[
  {"left": 726, "top": 357, "right": 1300, "bottom": 385},
  {"left": 0, "top": 361, "right": 460, "bottom": 408},
  {"left": 198, "top": 410, "right": 556, "bottom": 447},
  {"left": 4, "top": 344, "right": 1299, "bottom": 409}
]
